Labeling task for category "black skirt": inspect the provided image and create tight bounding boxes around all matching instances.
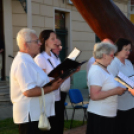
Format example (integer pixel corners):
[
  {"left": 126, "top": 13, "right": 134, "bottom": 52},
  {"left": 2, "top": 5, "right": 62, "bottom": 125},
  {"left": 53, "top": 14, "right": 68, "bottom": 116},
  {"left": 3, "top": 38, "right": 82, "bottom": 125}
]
[
  {"left": 115, "top": 108, "right": 134, "bottom": 134},
  {"left": 86, "top": 112, "right": 116, "bottom": 134}
]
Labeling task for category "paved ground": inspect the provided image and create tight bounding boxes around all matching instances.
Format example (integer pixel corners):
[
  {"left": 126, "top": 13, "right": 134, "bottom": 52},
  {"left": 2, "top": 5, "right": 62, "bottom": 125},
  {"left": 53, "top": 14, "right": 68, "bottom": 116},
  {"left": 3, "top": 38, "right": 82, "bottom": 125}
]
[
  {"left": 64, "top": 124, "right": 87, "bottom": 134},
  {"left": 0, "top": 105, "right": 13, "bottom": 120}
]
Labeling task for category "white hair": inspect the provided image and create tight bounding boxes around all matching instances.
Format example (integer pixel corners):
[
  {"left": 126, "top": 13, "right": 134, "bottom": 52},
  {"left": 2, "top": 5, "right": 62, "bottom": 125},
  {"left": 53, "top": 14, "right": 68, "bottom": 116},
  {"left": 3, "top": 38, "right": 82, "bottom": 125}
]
[
  {"left": 16, "top": 28, "right": 37, "bottom": 50},
  {"left": 93, "top": 42, "right": 117, "bottom": 59}
]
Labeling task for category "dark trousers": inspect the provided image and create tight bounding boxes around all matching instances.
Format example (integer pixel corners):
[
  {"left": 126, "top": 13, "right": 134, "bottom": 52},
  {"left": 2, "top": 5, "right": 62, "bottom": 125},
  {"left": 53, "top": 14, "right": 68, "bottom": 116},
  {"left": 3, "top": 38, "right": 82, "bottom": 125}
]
[
  {"left": 19, "top": 92, "right": 67, "bottom": 134},
  {"left": 48, "top": 92, "right": 67, "bottom": 134},
  {"left": 18, "top": 121, "right": 49, "bottom": 134},
  {"left": 115, "top": 108, "right": 134, "bottom": 134},
  {"left": 86, "top": 112, "right": 116, "bottom": 134}
]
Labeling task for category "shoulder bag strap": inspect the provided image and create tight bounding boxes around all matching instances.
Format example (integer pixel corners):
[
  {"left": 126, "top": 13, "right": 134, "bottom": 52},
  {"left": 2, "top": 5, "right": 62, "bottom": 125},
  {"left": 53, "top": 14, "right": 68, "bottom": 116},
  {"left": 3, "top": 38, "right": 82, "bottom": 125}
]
[{"left": 39, "top": 88, "right": 47, "bottom": 115}]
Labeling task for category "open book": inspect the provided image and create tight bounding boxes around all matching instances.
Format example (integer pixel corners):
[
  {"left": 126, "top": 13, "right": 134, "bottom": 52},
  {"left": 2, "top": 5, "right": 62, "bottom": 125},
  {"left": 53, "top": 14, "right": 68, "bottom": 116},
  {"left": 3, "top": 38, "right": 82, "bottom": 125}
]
[
  {"left": 48, "top": 47, "right": 87, "bottom": 79},
  {"left": 67, "top": 47, "right": 81, "bottom": 60},
  {"left": 114, "top": 71, "right": 134, "bottom": 89},
  {"left": 43, "top": 47, "right": 87, "bottom": 87}
]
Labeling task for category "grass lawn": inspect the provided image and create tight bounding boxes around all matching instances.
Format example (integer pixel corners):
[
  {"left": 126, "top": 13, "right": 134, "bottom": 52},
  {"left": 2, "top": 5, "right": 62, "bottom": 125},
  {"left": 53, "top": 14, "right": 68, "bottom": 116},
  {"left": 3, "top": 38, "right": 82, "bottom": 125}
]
[
  {"left": 0, "top": 118, "right": 18, "bottom": 134},
  {"left": 0, "top": 118, "right": 87, "bottom": 134}
]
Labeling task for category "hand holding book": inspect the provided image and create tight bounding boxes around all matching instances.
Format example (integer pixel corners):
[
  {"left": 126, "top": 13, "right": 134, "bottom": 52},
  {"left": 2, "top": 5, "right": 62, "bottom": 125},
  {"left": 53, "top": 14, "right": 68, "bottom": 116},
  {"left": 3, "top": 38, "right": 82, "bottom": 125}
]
[
  {"left": 114, "top": 71, "right": 134, "bottom": 89},
  {"left": 48, "top": 47, "right": 87, "bottom": 79},
  {"left": 114, "top": 71, "right": 134, "bottom": 96},
  {"left": 128, "top": 88, "right": 134, "bottom": 96},
  {"left": 43, "top": 47, "right": 87, "bottom": 87}
]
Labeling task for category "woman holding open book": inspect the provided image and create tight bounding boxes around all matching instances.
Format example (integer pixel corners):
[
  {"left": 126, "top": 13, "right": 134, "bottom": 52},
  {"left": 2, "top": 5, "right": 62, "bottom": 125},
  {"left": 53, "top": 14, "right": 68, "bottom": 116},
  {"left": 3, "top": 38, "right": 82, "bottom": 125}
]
[
  {"left": 86, "top": 42, "right": 126, "bottom": 134},
  {"left": 34, "top": 30, "right": 63, "bottom": 134},
  {"left": 108, "top": 38, "right": 134, "bottom": 134},
  {"left": 34, "top": 30, "right": 77, "bottom": 134}
]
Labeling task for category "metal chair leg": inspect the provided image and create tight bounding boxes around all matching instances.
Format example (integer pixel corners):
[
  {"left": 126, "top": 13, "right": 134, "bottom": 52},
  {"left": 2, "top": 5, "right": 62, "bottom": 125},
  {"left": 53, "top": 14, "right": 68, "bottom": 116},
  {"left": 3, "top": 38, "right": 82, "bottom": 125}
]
[
  {"left": 84, "top": 109, "right": 87, "bottom": 120},
  {"left": 64, "top": 108, "right": 68, "bottom": 120},
  {"left": 82, "top": 109, "right": 85, "bottom": 124},
  {"left": 70, "top": 108, "right": 75, "bottom": 129},
  {"left": 82, "top": 109, "right": 87, "bottom": 124}
]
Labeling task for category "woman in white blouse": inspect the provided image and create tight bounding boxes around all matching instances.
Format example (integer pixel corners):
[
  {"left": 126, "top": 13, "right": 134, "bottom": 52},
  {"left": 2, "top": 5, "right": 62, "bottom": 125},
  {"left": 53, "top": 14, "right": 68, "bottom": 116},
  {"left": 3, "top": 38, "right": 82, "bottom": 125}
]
[
  {"left": 108, "top": 38, "right": 134, "bottom": 134},
  {"left": 34, "top": 30, "right": 72, "bottom": 134},
  {"left": 86, "top": 42, "right": 126, "bottom": 134}
]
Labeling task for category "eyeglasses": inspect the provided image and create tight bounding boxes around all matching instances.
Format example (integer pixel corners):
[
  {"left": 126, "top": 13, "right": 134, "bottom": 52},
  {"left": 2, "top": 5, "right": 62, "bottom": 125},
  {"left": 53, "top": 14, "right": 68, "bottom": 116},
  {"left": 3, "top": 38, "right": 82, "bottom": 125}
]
[
  {"left": 56, "top": 44, "right": 62, "bottom": 49},
  {"left": 27, "top": 39, "right": 41, "bottom": 44},
  {"left": 123, "top": 49, "right": 132, "bottom": 52}
]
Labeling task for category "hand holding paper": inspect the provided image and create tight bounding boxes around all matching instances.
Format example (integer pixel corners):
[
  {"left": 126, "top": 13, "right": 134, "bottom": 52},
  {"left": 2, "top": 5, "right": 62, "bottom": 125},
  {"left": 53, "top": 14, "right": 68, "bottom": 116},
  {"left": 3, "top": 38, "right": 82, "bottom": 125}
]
[
  {"left": 114, "top": 71, "right": 134, "bottom": 89},
  {"left": 128, "top": 88, "right": 134, "bottom": 96}
]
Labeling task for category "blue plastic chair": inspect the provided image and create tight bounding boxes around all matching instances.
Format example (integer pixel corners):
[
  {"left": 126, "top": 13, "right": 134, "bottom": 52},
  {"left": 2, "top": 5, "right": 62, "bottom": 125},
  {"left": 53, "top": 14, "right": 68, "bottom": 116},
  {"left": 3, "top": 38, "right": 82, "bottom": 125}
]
[{"left": 68, "top": 89, "right": 88, "bottom": 128}]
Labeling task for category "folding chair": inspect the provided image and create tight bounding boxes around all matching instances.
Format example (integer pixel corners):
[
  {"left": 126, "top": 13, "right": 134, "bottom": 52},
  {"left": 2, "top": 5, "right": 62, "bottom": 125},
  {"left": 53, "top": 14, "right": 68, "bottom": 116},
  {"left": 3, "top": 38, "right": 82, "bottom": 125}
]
[
  {"left": 64, "top": 102, "right": 68, "bottom": 120},
  {"left": 68, "top": 89, "right": 88, "bottom": 129}
]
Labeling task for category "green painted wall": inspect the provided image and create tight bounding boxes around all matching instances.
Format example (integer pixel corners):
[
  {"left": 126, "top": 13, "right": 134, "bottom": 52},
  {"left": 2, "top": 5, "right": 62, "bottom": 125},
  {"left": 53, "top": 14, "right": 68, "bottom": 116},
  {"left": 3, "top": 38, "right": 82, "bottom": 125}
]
[{"left": 71, "top": 70, "right": 87, "bottom": 89}]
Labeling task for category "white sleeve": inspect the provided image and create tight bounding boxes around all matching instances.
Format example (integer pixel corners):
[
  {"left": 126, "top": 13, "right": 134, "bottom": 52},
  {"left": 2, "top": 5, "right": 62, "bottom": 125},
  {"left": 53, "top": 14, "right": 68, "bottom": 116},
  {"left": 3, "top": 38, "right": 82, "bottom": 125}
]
[
  {"left": 87, "top": 57, "right": 95, "bottom": 73},
  {"left": 88, "top": 70, "right": 104, "bottom": 87},
  {"left": 34, "top": 56, "right": 47, "bottom": 70},
  {"left": 15, "top": 62, "right": 37, "bottom": 92},
  {"left": 60, "top": 77, "right": 70, "bottom": 92},
  {"left": 107, "top": 61, "right": 119, "bottom": 77}
]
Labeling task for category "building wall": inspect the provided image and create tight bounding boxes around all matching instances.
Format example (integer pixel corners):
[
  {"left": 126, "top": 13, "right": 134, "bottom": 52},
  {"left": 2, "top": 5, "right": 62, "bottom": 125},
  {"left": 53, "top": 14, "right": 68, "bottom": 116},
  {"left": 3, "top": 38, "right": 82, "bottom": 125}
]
[
  {"left": 31, "top": 0, "right": 129, "bottom": 70},
  {"left": 31, "top": 0, "right": 93, "bottom": 70},
  {"left": 129, "top": 0, "right": 134, "bottom": 23},
  {"left": 3, "top": 0, "right": 129, "bottom": 79},
  {"left": 3, "top": 0, "right": 13, "bottom": 78},
  {"left": 114, "top": 1, "right": 128, "bottom": 17},
  {"left": 12, "top": 0, "right": 27, "bottom": 56}
]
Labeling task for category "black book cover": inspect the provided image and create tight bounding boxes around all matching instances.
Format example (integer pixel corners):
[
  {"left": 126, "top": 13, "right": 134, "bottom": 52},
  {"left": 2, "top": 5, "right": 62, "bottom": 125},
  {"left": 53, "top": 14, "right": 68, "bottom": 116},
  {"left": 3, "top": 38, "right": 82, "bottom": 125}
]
[
  {"left": 43, "top": 47, "right": 87, "bottom": 87},
  {"left": 48, "top": 58, "right": 87, "bottom": 79}
]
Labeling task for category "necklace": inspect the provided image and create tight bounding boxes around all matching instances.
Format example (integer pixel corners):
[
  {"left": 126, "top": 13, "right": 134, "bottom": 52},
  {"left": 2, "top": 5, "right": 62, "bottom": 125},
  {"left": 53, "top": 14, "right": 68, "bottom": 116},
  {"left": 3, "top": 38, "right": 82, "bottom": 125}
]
[{"left": 96, "top": 62, "right": 107, "bottom": 69}]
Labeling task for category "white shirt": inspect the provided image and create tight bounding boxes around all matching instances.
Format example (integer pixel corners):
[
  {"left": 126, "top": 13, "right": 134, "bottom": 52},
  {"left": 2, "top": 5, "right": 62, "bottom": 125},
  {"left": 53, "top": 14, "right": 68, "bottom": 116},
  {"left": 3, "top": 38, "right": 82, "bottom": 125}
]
[
  {"left": 10, "top": 52, "right": 55, "bottom": 124},
  {"left": 87, "top": 65, "right": 118, "bottom": 117},
  {"left": 34, "top": 51, "right": 60, "bottom": 101},
  {"left": 52, "top": 52, "right": 71, "bottom": 92},
  {"left": 108, "top": 57, "right": 134, "bottom": 110}
]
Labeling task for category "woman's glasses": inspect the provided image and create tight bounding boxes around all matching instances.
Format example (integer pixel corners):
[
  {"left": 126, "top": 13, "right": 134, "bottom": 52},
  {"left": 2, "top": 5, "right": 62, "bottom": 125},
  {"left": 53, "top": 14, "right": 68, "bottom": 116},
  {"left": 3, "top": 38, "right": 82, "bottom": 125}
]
[{"left": 123, "top": 49, "right": 132, "bottom": 52}]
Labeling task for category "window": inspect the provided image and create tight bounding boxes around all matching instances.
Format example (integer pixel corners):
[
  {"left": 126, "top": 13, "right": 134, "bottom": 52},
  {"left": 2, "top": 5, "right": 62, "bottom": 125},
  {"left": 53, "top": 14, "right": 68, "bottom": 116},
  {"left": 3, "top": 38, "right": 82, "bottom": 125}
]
[{"left": 55, "top": 11, "right": 65, "bottom": 30}]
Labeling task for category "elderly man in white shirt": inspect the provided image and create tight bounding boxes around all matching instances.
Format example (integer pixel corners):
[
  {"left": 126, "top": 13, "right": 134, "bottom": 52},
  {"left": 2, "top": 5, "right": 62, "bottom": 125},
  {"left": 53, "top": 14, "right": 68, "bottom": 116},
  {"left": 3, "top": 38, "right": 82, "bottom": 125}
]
[
  {"left": 10, "top": 28, "right": 63, "bottom": 134},
  {"left": 51, "top": 38, "right": 70, "bottom": 94},
  {"left": 51, "top": 38, "right": 70, "bottom": 133}
]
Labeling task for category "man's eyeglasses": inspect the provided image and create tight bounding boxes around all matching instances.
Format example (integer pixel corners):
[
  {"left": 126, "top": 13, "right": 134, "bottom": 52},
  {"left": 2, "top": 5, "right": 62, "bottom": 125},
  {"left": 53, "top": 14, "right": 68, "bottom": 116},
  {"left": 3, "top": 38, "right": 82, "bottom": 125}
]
[
  {"left": 56, "top": 44, "right": 62, "bottom": 49},
  {"left": 27, "top": 39, "right": 40, "bottom": 44}
]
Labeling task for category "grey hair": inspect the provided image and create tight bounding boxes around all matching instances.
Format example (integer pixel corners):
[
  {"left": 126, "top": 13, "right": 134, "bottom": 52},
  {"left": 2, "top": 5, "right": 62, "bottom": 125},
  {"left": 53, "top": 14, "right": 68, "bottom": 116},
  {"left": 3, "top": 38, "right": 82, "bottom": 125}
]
[
  {"left": 16, "top": 28, "right": 37, "bottom": 50},
  {"left": 93, "top": 42, "right": 117, "bottom": 59}
]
